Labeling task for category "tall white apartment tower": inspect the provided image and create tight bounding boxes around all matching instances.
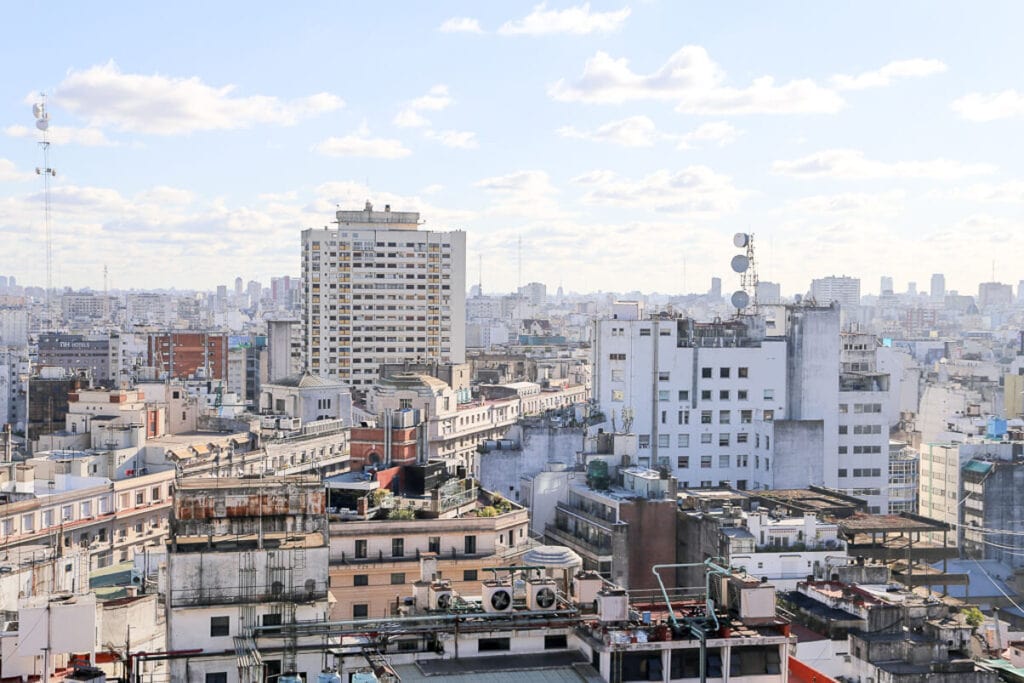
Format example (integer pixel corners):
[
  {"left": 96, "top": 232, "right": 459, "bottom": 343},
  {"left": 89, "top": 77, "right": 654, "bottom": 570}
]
[
  {"left": 301, "top": 202, "right": 466, "bottom": 387},
  {"left": 593, "top": 302, "right": 840, "bottom": 493}
]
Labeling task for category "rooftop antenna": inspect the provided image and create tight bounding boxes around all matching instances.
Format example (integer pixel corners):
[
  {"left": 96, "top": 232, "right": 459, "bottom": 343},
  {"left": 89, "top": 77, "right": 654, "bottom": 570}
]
[
  {"left": 33, "top": 94, "right": 56, "bottom": 330},
  {"left": 729, "top": 232, "right": 758, "bottom": 314}
]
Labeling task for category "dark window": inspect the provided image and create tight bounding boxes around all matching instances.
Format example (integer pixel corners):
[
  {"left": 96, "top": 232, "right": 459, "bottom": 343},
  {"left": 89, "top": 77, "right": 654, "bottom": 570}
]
[
  {"left": 354, "top": 539, "right": 367, "bottom": 558},
  {"left": 478, "top": 637, "right": 511, "bottom": 652},
  {"left": 390, "top": 572, "right": 406, "bottom": 585},
  {"left": 701, "top": 367, "right": 712, "bottom": 378},
  {"left": 210, "top": 616, "right": 229, "bottom": 637},
  {"left": 545, "top": 634, "right": 568, "bottom": 649},
  {"left": 392, "top": 538, "right": 404, "bottom": 557},
  {"left": 464, "top": 535, "right": 477, "bottom": 554},
  {"left": 261, "top": 613, "right": 282, "bottom": 634},
  {"left": 353, "top": 604, "right": 368, "bottom": 618},
  {"left": 354, "top": 574, "right": 368, "bottom": 586},
  {"left": 720, "top": 367, "right": 730, "bottom": 378},
  {"left": 463, "top": 569, "right": 478, "bottom": 581},
  {"left": 428, "top": 536, "right": 441, "bottom": 553},
  {"left": 205, "top": 674, "right": 228, "bottom": 683}
]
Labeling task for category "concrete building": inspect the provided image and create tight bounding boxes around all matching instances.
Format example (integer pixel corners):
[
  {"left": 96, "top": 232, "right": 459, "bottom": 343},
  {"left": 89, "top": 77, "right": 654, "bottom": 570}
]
[
  {"left": 978, "top": 282, "right": 1014, "bottom": 308},
  {"left": 326, "top": 463, "right": 533, "bottom": 620},
  {"left": 265, "top": 317, "right": 303, "bottom": 383},
  {"left": 809, "top": 276, "right": 861, "bottom": 310},
  {"left": 165, "top": 476, "right": 331, "bottom": 683},
  {"left": 37, "top": 333, "right": 114, "bottom": 383},
  {"left": 592, "top": 301, "right": 840, "bottom": 493},
  {"left": 259, "top": 371, "right": 352, "bottom": 426},
  {"left": 301, "top": 201, "right": 466, "bottom": 388},
  {"left": 931, "top": 273, "right": 946, "bottom": 301},
  {"left": 756, "top": 281, "right": 782, "bottom": 305},
  {"left": 146, "top": 331, "right": 229, "bottom": 380},
  {"left": 958, "top": 442, "right": 1024, "bottom": 568}
]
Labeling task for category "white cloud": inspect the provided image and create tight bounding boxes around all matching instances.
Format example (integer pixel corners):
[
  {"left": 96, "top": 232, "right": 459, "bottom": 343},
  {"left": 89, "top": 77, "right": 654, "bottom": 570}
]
[
  {"left": 394, "top": 85, "right": 452, "bottom": 128},
  {"left": 0, "top": 159, "right": 33, "bottom": 182},
  {"left": 499, "top": 3, "right": 630, "bottom": 36},
  {"left": 558, "top": 116, "right": 741, "bottom": 149},
  {"left": 439, "top": 17, "right": 483, "bottom": 33},
  {"left": 952, "top": 90, "right": 1024, "bottom": 122},
  {"left": 5, "top": 124, "right": 115, "bottom": 147},
  {"left": 785, "top": 190, "right": 906, "bottom": 217},
  {"left": 772, "top": 149, "right": 996, "bottom": 180},
  {"left": 558, "top": 116, "right": 660, "bottom": 147},
  {"left": 572, "top": 166, "right": 745, "bottom": 215},
  {"left": 475, "top": 170, "right": 564, "bottom": 217},
  {"left": 549, "top": 46, "right": 843, "bottom": 114},
  {"left": 51, "top": 61, "right": 344, "bottom": 135},
  {"left": 948, "top": 180, "right": 1024, "bottom": 203},
  {"left": 677, "top": 121, "right": 741, "bottom": 149},
  {"left": 314, "top": 125, "right": 411, "bottom": 159},
  {"left": 831, "top": 59, "right": 947, "bottom": 90},
  {"left": 425, "top": 129, "right": 479, "bottom": 149}
]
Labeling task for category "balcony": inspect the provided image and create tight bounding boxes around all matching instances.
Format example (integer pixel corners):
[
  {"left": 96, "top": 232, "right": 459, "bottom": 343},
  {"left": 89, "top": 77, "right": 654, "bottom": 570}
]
[{"left": 170, "top": 582, "right": 329, "bottom": 608}]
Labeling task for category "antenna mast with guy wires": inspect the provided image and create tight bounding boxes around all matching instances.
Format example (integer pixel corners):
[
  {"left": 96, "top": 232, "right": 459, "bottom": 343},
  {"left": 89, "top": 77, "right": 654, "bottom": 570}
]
[
  {"left": 729, "top": 232, "right": 758, "bottom": 313},
  {"left": 33, "top": 95, "right": 56, "bottom": 329}
]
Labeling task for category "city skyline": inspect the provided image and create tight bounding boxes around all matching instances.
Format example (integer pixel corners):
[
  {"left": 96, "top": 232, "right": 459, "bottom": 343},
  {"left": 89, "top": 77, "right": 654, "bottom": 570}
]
[{"left": 2, "top": 2, "right": 1024, "bottom": 295}]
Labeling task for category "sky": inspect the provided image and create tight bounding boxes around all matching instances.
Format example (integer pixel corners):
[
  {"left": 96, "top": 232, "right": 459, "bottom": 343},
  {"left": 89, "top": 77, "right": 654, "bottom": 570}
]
[{"left": 1, "top": 2, "right": 1023, "bottom": 298}]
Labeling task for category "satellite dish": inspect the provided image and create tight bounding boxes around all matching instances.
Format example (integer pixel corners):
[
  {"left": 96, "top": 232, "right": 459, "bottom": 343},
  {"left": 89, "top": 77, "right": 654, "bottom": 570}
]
[
  {"left": 733, "top": 232, "right": 749, "bottom": 248},
  {"left": 36, "top": 118, "right": 49, "bottom": 131},
  {"left": 730, "top": 255, "right": 749, "bottom": 273},
  {"left": 731, "top": 291, "right": 750, "bottom": 309},
  {"left": 32, "top": 104, "right": 42, "bottom": 118}
]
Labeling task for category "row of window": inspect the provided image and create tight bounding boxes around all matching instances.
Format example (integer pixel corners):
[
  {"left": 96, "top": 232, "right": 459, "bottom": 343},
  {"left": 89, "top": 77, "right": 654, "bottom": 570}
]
[
  {"left": 838, "top": 424, "right": 883, "bottom": 435},
  {"left": 838, "top": 468, "right": 883, "bottom": 478},
  {"left": 353, "top": 535, "right": 478, "bottom": 558},
  {"left": 641, "top": 431, "right": 765, "bottom": 449},
  {"left": 837, "top": 445, "right": 883, "bottom": 454},
  {"left": 676, "top": 454, "right": 767, "bottom": 469}
]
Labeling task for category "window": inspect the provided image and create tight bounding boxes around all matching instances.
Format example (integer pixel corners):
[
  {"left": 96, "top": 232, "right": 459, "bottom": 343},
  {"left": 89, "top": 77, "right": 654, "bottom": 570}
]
[
  {"left": 740, "top": 410, "right": 752, "bottom": 424},
  {"left": 677, "top": 434, "right": 689, "bottom": 447},
  {"left": 478, "top": 637, "right": 511, "bottom": 652},
  {"left": 839, "top": 425, "right": 848, "bottom": 434},
  {"left": 719, "top": 411, "right": 730, "bottom": 424},
  {"left": 763, "top": 389, "right": 774, "bottom": 400},
  {"left": 679, "top": 410, "right": 689, "bottom": 425},
  {"left": 702, "top": 367, "right": 712, "bottom": 378},
  {"left": 391, "top": 538, "right": 404, "bottom": 557},
  {"left": 658, "top": 434, "right": 670, "bottom": 448},
  {"left": 700, "top": 456, "right": 712, "bottom": 468},
  {"left": 678, "top": 390, "right": 689, "bottom": 401},
  {"left": 720, "top": 367, "right": 730, "bottom": 378},
  {"left": 720, "top": 390, "right": 730, "bottom": 400},
  {"left": 701, "top": 433, "right": 712, "bottom": 444},
  {"left": 354, "top": 574, "right": 368, "bottom": 586},
  {"left": 701, "top": 411, "right": 712, "bottom": 424},
  {"left": 701, "top": 390, "right": 712, "bottom": 401},
  {"left": 658, "top": 390, "right": 670, "bottom": 402},
  {"left": 658, "top": 371, "right": 670, "bottom": 381},
  {"left": 677, "top": 456, "right": 690, "bottom": 468},
  {"left": 640, "top": 328, "right": 651, "bottom": 337},
  {"left": 399, "top": 398, "right": 413, "bottom": 410},
  {"left": 738, "top": 367, "right": 749, "bottom": 378},
  {"left": 719, "top": 454, "right": 730, "bottom": 468},
  {"left": 464, "top": 535, "right": 477, "bottom": 554},
  {"left": 609, "top": 353, "right": 626, "bottom": 361},
  {"left": 719, "top": 433, "right": 730, "bottom": 446},
  {"left": 737, "top": 390, "right": 748, "bottom": 401},
  {"left": 545, "top": 634, "right": 568, "bottom": 649},
  {"left": 639, "top": 435, "right": 651, "bottom": 449},
  {"left": 206, "top": 675, "right": 228, "bottom": 683},
  {"left": 428, "top": 536, "right": 441, "bottom": 554},
  {"left": 763, "top": 410, "right": 774, "bottom": 422},
  {"left": 390, "top": 572, "right": 406, "bottom": 585},
  {"left": 261, "top": 613, "right": 282, "bottom": 633},
  {"left": 737, "top": 433, "right": 749, "bottom": 444},
  {"left": 463, "top": 569, "right": 478, "bottom": 581},
  {"left": 355, "top": 539, "right": 367, "bottom": 558},
  {"left": 611, "top": 369, "right": 623, "bottom": 382},
  {"left": 210, "top": 616, "right": 230, "bottom": 637},
  {"left": 21, "top": 514, "right": 33, "bottom": 532},
  {"left": 839, "top": 403, "right": 848, "bottom": 413},
  {"left": 353, "top": 604, "right": 368, "bottom": 618}
]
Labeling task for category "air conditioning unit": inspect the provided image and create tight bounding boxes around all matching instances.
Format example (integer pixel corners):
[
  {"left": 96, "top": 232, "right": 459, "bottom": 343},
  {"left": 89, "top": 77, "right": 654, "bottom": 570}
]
[
  {"left": 428, "top": 580, "right": 453, "bottom": 611},
  {"left": 482, "top": 580, "right": 514, "bottom": 613},
  {"left": 526, "top": 579, "right": 558, "bottom": 611},
  {"left": 596, "top": 588, "right": 629, "bottom": 623}
]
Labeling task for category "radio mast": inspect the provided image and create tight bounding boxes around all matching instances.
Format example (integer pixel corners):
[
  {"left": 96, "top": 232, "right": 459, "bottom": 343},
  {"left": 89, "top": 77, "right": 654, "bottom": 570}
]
[{"left": 33, "top": 95, "right": 56, "bottom": 330}]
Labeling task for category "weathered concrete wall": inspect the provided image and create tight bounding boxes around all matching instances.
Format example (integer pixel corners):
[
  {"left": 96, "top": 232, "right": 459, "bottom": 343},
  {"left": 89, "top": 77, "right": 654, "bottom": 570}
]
[
  {"left": 479, "top": 424, "right": 582, "bottom": 501},
  {"left": 773, "top": 419, "right": 824, "bottom": 489}
]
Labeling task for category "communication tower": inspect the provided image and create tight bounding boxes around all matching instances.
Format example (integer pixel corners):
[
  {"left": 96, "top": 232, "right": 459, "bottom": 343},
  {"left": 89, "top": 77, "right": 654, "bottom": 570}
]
[
  {"left": 33, "top": 95, "right": 56, "bottom": 329},
  {"left": 729, "top": 232, "right": 758, "bottom": 313}
]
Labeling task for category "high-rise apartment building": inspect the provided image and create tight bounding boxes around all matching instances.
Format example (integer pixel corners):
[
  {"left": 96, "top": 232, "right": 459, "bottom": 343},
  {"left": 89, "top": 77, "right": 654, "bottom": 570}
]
[
  {"left": 301, "top": 202, "right": 466, "bottom": 387},
  {"left": 808, "top": 275, "right": 860, "bottom": 309},
  {"left": 930, "top": 273, "right": 945, "bottom": 301}
]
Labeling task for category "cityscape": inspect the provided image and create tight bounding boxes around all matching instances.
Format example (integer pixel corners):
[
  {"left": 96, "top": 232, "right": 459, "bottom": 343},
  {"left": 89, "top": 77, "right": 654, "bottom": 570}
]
[{"left": 2, "top": 3, "right": 1024, "bottom": 683}]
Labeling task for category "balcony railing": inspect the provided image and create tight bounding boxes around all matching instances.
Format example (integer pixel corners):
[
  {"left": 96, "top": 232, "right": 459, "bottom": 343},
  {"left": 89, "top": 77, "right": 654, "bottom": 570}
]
[{"left": 170, "top": 582, "right": 328, "bottom": 607}]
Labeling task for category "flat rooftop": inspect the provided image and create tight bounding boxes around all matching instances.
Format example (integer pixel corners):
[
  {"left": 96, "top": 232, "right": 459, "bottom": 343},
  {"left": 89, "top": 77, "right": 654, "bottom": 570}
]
[{"left": 838, "top": 513, "right": 950, "bottom": 535}]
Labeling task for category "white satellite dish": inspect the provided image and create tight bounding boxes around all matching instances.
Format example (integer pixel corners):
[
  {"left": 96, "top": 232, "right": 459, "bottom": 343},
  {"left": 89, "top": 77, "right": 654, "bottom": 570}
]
[
  {"left": 731, "top": 290, "right": 750, "bottom": 309},
  {"left": 35, "top": 118, "right": 49, "bottom": 131},
  {"left": 32, "top": 103, "right": 42, "bottom": 118},
  {"left": 733, "top": 232, "right": 749, "bottom": 248},
  {"left": 730, "top": 254, "right": 749, "bottom": 273}
]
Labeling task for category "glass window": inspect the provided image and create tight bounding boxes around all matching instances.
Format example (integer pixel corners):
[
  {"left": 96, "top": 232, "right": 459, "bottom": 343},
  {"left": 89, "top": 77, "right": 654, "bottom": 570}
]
[
  {"left": 353, "top": 604, "right": 368, "bottom": 618},
  {"left": 464, "top": 535, "right": 477, "bottom": 554},
  {"left": 355, "top": 539, "right": 367, "bottom": 558},
  {"left": 391, "top": 538, "right": 404, "bottom": 557},
  {"left": 700, "top": 456, "right": 712, "bottom": 468},
  {"left": 701, "top": 367, "right": 712, "bottom": 378},
  {"left": 720, "top": 368, "right": 730, "bottom": 378},
  {"left": 677, "top": 456, "right": 690, "bottom": 468},
  {"left": 354, "top": 574, "right": 368, "bottom": 586},
  {"left": 390, "top": 573, "right": 406, "bottom": 585},
  {"left": 738, "top": 367, "right": 749, "bottom": 378},
  {"left": 658, "top": 434, "right": 670, "bottom": 447},
  {"left": 210, "top": 616, "right": 230, "bottom": 637}
]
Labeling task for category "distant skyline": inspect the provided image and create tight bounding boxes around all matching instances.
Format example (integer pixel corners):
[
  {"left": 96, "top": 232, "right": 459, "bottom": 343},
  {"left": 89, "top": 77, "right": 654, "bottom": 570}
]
[{"left": 2, "top": 2, "right": 1024, "bottom": 296}]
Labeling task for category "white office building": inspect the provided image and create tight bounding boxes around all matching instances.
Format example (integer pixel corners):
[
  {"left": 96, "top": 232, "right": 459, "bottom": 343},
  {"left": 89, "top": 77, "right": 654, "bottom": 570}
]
[
  {"left": 809, "top": 276, "right": 861, "bottom": 310},
  {"left": 592, "top": 301, "right": 840, "bottom": 493},
  {"left": 301, "top": 202, "right": 466, "bottom": 387}
]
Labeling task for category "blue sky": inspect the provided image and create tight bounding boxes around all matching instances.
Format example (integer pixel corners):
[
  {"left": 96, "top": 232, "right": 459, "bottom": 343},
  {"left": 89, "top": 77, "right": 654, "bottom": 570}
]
[{"left": 1, "top": 2, "right": 1023, "bottom": 297}]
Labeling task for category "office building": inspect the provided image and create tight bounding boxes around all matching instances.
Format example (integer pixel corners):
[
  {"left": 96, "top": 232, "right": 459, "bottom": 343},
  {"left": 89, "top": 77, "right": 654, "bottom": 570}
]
[
  {"left": 301, "top": 202, "right": 466, "bottom": 387},
  {"left": 809, "top": 276, "right": 860, "bottom": 309},
  {"left": 931, "top": 273, "right": 946, "bottom": 301}
]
